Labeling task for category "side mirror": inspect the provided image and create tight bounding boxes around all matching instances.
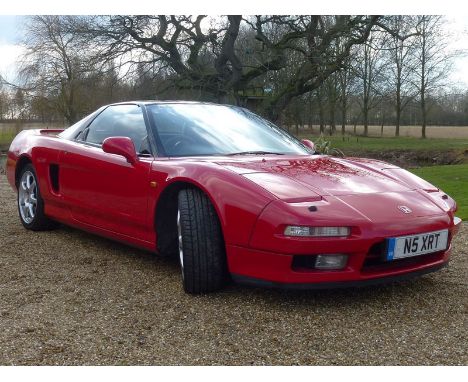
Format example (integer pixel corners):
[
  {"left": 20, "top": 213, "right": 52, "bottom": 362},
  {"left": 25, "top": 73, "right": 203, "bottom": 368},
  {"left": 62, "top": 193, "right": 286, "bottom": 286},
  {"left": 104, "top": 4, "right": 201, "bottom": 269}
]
[
  {"left": 301, "top": 139, "right": 315, "bottom": 152},
  {"left": 102, "top": 136, "right": 138, "bottom": 165}
]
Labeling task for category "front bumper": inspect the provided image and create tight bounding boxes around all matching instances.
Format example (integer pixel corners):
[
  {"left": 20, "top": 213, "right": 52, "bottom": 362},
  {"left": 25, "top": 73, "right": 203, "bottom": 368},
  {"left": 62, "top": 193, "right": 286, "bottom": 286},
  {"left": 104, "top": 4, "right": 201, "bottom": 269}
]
[
  {"left": 226, "top": 215, "right": 461, "bottom": 289},
  {"left": 232, "top": 262, "right": 447, "bottom": 290}
]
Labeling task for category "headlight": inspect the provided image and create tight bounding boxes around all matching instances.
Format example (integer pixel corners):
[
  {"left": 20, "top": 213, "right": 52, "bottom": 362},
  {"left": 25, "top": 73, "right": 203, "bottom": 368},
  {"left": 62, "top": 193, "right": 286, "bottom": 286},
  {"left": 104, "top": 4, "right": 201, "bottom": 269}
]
[{"left": 284, "top": 226, "right": 350, "bottom": 237}]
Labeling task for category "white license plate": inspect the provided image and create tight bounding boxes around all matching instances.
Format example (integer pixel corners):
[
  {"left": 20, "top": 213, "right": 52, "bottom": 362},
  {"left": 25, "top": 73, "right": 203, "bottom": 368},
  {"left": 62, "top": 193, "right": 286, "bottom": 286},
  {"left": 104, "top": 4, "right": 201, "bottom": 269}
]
[{"left": 386, "top": 229, "right": 449, "bottom": 260}]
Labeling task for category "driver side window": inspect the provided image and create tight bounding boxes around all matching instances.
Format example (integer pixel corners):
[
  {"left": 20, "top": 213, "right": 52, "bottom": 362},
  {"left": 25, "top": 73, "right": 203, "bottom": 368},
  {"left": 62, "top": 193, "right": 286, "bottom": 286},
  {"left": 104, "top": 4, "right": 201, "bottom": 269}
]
[{"left": 82, "top": 105, "right": 150, "bottom": 154}]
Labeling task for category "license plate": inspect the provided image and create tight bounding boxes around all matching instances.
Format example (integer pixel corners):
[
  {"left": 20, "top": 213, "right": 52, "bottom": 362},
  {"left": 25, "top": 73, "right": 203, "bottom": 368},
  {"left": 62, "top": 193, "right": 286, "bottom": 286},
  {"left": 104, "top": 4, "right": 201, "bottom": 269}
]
[{"left": 386, "top": 229, "right": 449, "bottom": 260}]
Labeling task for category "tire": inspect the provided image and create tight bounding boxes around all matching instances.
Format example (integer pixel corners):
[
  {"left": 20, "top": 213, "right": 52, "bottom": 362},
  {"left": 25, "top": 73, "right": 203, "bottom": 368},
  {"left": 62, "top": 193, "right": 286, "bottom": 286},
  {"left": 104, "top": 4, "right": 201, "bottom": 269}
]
[
  {"left": 17, "top": 163, "right": 57, "bottom": 231},
  {"left": 177, "top": 188, "right": 227, "bottom": 294}
]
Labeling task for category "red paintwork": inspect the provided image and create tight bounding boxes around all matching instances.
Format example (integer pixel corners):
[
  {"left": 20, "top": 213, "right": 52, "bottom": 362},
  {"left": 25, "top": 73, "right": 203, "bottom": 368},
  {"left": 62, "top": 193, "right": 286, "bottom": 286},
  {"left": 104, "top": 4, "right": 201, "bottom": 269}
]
[{"left": 6, "top": 124, "right": 462, "bottom": 287}]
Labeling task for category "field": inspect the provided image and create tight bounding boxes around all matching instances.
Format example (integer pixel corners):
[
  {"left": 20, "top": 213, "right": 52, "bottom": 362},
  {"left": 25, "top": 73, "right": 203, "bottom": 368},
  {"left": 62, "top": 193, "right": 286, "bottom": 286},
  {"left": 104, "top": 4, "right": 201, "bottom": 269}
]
[
  {"left": 307, "top": 135, "right": 468, "bottom": 152},
  {"left": 2, "top": 123, "right": 468, "bottom": 151},
  {"left": 0, "top": 122, "right": 62, "bottom": 151},
  {"left": 298, "top": 132, "right": 468, "bottom": 168},
  {"left": 0, "top": 130, "right": 17, "bottom": 151},
  {"left": 299, "top": 124, "right": 468, "bottom": 139}
]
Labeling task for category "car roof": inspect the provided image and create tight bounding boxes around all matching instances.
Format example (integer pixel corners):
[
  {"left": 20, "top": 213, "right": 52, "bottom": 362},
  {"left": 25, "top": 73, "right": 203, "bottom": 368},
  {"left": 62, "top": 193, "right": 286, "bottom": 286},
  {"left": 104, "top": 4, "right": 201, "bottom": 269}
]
[{"left": 108, "top": 100, "right": 230, "bottom": 107}]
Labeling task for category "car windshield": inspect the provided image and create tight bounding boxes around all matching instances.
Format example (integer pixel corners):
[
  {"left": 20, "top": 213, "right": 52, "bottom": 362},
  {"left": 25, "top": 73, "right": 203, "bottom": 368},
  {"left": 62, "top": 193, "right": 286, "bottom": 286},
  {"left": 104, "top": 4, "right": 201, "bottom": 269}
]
[{"left": 146, "top": 103, "right": 311, "bottom": 157}]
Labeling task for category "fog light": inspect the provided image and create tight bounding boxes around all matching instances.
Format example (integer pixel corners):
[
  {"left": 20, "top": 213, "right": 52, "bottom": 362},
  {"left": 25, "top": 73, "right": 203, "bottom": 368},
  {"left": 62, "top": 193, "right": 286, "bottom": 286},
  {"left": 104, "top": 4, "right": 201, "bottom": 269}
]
[
  {"left": 284, "top": 226, "right": 350, "bottom": 237},
  {"left": 315, "top": 254, "right": 348, "bottom": 270}
]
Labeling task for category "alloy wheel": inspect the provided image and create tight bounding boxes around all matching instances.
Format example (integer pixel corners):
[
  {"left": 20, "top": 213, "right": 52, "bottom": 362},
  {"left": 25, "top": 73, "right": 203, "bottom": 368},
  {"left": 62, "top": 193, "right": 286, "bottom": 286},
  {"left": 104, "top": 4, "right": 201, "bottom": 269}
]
[{"left": 18, "top": 170, "right": 38, "bottom": 224}]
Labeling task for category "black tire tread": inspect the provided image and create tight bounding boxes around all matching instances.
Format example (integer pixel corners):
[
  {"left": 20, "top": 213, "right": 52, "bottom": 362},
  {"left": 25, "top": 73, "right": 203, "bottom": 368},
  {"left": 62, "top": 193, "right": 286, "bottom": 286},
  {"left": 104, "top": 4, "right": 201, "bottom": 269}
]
[{"left": 178, "top": 188, "right": 226, "bottom": 294}]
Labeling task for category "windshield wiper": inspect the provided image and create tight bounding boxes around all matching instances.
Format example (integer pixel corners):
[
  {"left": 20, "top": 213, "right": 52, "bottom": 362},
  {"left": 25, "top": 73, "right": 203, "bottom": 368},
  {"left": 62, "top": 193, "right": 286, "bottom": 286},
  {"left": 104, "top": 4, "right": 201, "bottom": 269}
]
[{"left": 226, "top": 151, "right": 285, "bottom": 156}]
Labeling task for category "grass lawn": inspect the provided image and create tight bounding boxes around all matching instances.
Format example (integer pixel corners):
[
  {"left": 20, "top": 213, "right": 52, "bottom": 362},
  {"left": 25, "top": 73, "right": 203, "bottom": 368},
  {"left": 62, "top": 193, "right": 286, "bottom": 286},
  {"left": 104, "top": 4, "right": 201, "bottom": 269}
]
[
  {"left": 0, "top": 130, "right": 17, "bottom": 151},
  {"left": 411, "top": 164, "right": 468, "bottom": 220},
  {"left": 301, "top": 134, "right": 468, "bottom": 152}
]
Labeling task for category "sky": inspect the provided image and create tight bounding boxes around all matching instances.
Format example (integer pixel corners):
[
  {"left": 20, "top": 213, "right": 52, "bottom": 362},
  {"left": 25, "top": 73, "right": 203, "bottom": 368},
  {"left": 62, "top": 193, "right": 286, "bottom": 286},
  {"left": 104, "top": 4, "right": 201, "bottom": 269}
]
[
  {"left": 1, "top": 14, "right": 468, "bottom": 88},
  {"left": 445, "top": 15, "right": 468, "bottom": 89},
  {"left": 0, "top": 15, "right": 25, "bottom": 82}
]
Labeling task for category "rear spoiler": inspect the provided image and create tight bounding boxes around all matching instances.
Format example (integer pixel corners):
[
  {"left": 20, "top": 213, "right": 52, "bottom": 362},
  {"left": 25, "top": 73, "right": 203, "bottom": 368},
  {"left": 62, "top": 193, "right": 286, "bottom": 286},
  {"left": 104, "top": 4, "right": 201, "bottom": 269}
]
[{"left": 39, "top": 129, "right": 64, "bottom": 135}]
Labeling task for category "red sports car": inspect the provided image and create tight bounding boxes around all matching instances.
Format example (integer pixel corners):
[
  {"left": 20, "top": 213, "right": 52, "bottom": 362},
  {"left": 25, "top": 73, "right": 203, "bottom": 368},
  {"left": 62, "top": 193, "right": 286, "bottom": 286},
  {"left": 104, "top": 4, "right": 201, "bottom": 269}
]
[{"left": 5, "top": 101, "right": 462, "bottom": 293}]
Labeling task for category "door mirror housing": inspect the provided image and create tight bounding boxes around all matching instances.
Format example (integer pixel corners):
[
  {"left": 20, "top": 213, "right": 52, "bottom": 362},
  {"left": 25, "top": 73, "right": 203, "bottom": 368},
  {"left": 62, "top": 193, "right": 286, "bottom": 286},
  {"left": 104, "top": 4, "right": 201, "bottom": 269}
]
[
  {"left": 301, "top": 139, "right": 315, "bottom": 152},
  {"left": 102, "top": 136, "right": 138, "bottom": 164}
]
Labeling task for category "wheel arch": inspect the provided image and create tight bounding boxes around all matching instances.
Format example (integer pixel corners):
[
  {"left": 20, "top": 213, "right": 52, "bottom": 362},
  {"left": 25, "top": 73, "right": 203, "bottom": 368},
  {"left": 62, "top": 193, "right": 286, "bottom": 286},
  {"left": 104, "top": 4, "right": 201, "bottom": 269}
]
[
  {"left": 154, "top": 179, "right": 226, "bottom": 257},
  {"left": 14, "top": 154, "right": 33, "bottom": 188}
]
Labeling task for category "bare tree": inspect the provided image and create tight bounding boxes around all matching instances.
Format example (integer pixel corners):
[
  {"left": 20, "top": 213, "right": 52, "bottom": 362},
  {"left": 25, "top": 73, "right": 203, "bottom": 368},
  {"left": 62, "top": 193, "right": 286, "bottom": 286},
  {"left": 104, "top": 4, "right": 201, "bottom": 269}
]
[
  {"left": 322, "top": 72, "right": 339, "bottom": 135},
  {"left": 384, "top": 16, "right": 420, "bottom": 136},
  {"left": 20, "top": 16, "right": 100, "bottom": 125},
  {"left": 14, "top": 89, "right": 26, "bottom": 120},
  {"left": 315, "top": 87, "right": 326, "bottom": 134},
  {"left": 74, "top": 15, "right": 380, "bottom": 121},
  {"left": 413, "top": 16, "right": 452, "bottom": 138},
  {"left": 0, "top": 89, "right": 10, "bottom": 121},
  {"left": 353, "top": 32, "right": 388, "bottom": 136},
  {"left": 336, "top": 52, "right": 357, "bottom": 135},
  {"left": 12, "top": 14, "right": 465, "bottom": 130}
]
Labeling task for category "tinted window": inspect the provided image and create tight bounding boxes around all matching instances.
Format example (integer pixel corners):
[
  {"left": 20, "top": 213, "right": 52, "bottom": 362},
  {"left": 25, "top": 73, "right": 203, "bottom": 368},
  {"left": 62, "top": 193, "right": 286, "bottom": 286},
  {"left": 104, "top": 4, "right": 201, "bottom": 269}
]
[
  {"left": 84, "top": 105, "right": 150, "bottom": 154},
  {"left": 58, "top": 110, "right": 99, "bottom": 140},
  {"left": 147, "top": 104, "right": 310, "bottom": 157}
]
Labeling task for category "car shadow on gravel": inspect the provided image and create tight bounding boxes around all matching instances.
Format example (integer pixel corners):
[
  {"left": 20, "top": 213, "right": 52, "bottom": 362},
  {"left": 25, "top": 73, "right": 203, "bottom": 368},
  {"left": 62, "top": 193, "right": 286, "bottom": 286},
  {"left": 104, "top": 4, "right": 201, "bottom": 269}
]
[{"left": 56, "top": 224, "right": 180, "bottom": 267}]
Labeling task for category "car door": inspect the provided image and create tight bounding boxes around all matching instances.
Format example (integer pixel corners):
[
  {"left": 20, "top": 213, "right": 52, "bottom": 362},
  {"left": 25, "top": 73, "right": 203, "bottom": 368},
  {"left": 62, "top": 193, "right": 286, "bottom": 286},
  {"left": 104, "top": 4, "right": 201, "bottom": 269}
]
[{"left": 59, "top": 104, "right": 155, "bottom": 243}]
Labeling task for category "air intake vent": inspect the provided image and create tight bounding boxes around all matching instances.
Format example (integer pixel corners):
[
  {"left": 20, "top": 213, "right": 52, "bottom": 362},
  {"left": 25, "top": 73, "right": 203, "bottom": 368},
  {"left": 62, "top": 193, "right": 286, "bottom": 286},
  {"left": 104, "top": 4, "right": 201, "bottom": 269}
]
[{"left": 49, "top": 164, "right": 60, "bottom": 193}]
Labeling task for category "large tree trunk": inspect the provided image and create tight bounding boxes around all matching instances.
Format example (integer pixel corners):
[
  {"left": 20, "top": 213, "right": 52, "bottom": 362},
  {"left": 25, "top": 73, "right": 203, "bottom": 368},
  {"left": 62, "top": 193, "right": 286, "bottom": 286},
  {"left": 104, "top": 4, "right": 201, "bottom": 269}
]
[
  {"left": 329, "top": 101, "right": 336, "bottom": 136},
  {"left": 341, "top": 102, "right": 346, "bottom": 136},
  {"left": 395, "top": 111, "right": 401, "bottom": 137},
  {"left": 363, "top": 111, "right": 369, "bottom": 136},
  {"left": 395, "top": 108, "right": 401, "bottom": 137},
  {"left": 319, "top": 107, "right": 325, "bottom": 134},
  {"left": 363, "top": 96, "right": 369, "bottom": 136},
  {"left": 420, "top": 16, "right": 427, "bottom": 139},
  {"left": 340, "top": 82, "right": 347, "bottom": 135},
  {"left": 395, "top": 79, "right": 401, "bottom": 137},
  {"left": 362, "top": 43, "right": 370, "bottom": 137},
  {"left": 317, "top": 90, "right": 325, "bottom": 134},
  {"left": 420, "top": 69, "right": 427, "bottom": 139},
  {"left": 421, "top": 89, "right": 427, "bottom": 139}
]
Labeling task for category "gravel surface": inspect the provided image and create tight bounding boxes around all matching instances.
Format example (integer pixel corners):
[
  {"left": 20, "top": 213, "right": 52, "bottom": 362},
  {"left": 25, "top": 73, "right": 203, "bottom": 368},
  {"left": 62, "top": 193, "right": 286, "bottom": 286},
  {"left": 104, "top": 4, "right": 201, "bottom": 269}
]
[{"left": 0, "top": 175, "right": 466, "bottom": 365}]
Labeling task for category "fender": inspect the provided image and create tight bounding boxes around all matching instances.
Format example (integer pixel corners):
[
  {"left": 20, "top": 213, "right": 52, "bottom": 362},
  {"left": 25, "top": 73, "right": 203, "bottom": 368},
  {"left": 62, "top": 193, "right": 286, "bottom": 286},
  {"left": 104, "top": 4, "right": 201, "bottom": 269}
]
[{"left": 150, "top": 159, "right": 275, "bottom": 247}]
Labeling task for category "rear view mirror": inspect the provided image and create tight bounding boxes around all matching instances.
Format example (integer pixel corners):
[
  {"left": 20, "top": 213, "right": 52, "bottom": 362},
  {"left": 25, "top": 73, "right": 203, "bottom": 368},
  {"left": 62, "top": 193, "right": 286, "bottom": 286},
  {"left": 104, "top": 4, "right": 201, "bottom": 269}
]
[
  {"left": 102, "top": 136, "right": 138, "bottom": 165},
  {"left": 301, "top": 139, "right": 315, "bottom": 152}
]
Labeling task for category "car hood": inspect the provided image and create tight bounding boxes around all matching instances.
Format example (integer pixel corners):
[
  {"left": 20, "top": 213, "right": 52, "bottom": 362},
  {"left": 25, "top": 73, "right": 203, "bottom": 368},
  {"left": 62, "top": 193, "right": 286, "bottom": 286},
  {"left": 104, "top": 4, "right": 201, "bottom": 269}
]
[
  {"left": 214, "top": 155, "right": 451, "bottom": 220},
  {"left": 216, "top": 155, "right": 413, "bottom": 197}
]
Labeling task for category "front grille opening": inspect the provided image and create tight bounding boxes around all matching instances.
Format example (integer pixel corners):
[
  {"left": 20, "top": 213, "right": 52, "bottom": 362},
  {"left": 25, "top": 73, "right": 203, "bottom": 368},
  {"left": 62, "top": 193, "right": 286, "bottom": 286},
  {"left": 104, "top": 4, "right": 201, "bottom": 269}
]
[
  {"left": 362, "top": 251, "right": 445, "bottom": 273},
  {"left": 363, "top": 241, "right": 387, "bottom": 267},
  {"left": 362, "top": 239, "right": 446, "bottom": 273},
  {"left": 291, "top": 255, "right": 318, "bottom": 271}
]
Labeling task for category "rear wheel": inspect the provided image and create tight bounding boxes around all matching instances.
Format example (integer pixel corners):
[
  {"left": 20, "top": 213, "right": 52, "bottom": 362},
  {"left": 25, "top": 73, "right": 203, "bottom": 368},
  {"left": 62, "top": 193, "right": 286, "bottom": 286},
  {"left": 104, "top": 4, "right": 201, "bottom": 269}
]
[
  {"left": 17, "top": 164, "right": 57, "bottom": 231},
  {"left": 177, "top": 188, "right": 227, "bottom": 294}
]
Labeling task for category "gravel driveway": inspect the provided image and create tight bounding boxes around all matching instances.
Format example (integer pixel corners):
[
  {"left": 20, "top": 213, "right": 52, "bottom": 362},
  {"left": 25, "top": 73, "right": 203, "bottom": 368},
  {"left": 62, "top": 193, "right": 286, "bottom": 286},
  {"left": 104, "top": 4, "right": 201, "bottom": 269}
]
[{"left": 0, "top": 175, "right": 466, "bottom": 365}]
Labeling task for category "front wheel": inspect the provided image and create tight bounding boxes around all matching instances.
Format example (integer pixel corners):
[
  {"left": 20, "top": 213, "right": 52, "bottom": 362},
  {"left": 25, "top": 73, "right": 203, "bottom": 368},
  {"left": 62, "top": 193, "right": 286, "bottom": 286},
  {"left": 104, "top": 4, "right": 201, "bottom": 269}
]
[
  {"left": 177, "top": 188, "right": 227, "bottom": 294},
  {"left": 17, "top": 163, "right": 57, "bottom": 231}
]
